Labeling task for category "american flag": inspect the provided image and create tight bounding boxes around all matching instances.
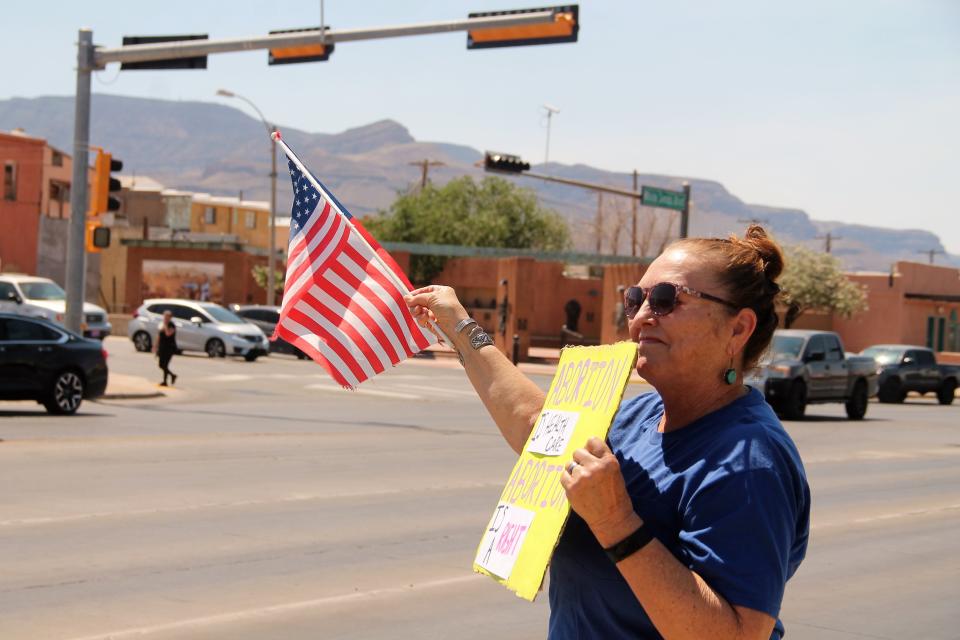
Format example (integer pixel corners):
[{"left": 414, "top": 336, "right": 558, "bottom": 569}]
[{"left": 273, "top": 151, "right": 436, "bottom": 388}]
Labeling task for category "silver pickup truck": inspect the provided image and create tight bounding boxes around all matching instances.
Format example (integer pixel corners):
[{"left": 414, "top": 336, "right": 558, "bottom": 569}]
[{"left": 746, "top": 329, "right": 879, "bottom": 420}]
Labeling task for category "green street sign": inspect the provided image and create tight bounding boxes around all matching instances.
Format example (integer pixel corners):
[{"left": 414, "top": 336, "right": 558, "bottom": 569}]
[{"left": 641, "top": 186, "right": 687, "bottom": 211}]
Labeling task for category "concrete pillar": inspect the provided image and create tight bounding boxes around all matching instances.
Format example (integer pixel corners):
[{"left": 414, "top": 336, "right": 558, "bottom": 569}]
[{"left": 495, "top": 257, "right": 535, "bottom": 362}]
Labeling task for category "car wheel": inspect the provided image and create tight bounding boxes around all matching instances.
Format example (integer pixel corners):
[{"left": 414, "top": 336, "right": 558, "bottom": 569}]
[
  {"left": 43, "top": 370, "right": 85, "bottom": 415},
  {"left": 132, "top": 331, "right": 152, "bottom": 352},
  {"left": 781, "top": 380, "right": 807, "bottom": 420},
  {"left": 205, "top": 338, "right": 226, "bottom": 358},
  {"left": 244, "top": 352, "right": 259, "bottom": 362},
  {"left": 878, "top": 377, "right": 905, "bottom": 403},
  {"left": 937, "top": 379, "right": 956, "bottom": 406},
  {"left": 845, "top": 379, "right": 869, "bottom": 420}
]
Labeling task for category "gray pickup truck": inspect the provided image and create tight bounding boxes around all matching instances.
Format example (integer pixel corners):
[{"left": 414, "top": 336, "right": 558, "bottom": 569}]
[
  {"left": 747, "top": 329, "right": 879, "bottom": 420},
  {"left": 860, "top": 344, "right": 958, "bottom": 405}
]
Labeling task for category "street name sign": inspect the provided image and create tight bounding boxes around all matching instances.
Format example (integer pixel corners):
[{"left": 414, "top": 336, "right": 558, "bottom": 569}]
[{"left": 641, "top": 186, "right": 687, "bottom": 211}]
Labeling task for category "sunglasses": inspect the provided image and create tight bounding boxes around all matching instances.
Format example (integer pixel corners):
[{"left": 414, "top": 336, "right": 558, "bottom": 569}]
[{"left": 624, "top": 282, "right": 739, "bottom": 319}]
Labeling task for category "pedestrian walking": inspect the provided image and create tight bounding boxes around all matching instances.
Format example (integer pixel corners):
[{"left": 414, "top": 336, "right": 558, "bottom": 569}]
[{"left": 156, "top": 310, "right": 178, "bottom": 387}]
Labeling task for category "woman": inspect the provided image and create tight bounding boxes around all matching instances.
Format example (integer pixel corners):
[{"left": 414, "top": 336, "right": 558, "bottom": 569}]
[
  {"left": 155, "top": 310, "right": 178, "bottom": 387},
  {"left": 405, "top": 226, "right": 809, "bottom": 640}
]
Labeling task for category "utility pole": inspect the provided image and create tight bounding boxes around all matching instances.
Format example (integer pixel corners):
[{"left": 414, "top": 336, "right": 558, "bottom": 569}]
[
  {"left": 680, "top": 182, "right": 691, "bottom": 240},
  {"left": 816, "top": 231, "right": 842, "bottom": 253},
  {"left": 64, "top": 29, "right": 94, "bottom": 333},
  {"left": 918, "top": 249, "right": 945, "bottom": 264},
  {"left": 542, "top": 104, "right": 560, "bottom": 164},
  {"left": 595, "top": 192, "right": 603, "bottom": 253},
  {"left": 408, "top": 159, "right": 445, "bottom": 189},
  {"left": 631, "top": 169, "right": 638, "bottom": 257}
]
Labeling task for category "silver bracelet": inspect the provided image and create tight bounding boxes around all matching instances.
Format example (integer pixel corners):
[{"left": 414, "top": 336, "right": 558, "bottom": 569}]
[{"left": 455, "top": 318, "right": 478, "bottom": 335}]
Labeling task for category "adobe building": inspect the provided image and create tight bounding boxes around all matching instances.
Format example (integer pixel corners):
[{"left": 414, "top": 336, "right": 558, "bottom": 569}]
[
  {"left": 0, "top": 129, "right": 76, "bottom": 275},
  {"left": 834, "top": 261, "right": 960, "bottom": 356},
  {"left": 98, "top": 182, "right": 282, "bottom": 312}
]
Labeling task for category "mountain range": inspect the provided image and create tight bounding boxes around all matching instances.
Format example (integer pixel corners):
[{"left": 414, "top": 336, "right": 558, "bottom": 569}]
[{"left": 1, "top": 94, "right": 955, "bottom": 271}]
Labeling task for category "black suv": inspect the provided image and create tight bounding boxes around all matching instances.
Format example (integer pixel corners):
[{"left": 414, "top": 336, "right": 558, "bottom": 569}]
[
  {"left": 0, "top": 313, "right": 108, "bottom": 414},
  {"left": 230, "top": 305, "right": 306, "bottom": 359}
]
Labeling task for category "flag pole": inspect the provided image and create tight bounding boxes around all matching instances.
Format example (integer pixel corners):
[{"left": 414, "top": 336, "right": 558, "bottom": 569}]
[{"left": 272, "top": 131, "right": 455, "bottom": 349}]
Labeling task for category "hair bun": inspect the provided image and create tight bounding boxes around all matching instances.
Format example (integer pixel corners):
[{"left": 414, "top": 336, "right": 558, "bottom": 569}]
[{"left": 740, "top": 224, "right": 784, "bottom": 283}]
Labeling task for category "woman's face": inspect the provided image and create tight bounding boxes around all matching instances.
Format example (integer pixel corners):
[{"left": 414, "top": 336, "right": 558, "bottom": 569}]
[{"left": 629, "top": 247, "right": 736, "bottom": 387}]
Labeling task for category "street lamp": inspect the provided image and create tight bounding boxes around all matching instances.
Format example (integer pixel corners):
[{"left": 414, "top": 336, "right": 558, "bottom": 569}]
[{"left": 216, "top": 89, "right": 279, "bottom": 306}]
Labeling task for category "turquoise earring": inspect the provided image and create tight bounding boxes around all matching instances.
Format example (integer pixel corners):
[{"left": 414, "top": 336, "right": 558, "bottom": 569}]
[{"left": 723, "top": 357, "right": 736, "bottom": 385}]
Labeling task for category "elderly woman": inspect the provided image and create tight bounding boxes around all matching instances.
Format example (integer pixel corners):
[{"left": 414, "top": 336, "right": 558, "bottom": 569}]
[{"left": 405, "top": 226, "right": 809, "bottom": 640}]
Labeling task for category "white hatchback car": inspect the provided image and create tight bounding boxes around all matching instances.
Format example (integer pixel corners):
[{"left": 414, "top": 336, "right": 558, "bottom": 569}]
[{"left": 128, "top": 299, "right": 269, "bottom": 361}]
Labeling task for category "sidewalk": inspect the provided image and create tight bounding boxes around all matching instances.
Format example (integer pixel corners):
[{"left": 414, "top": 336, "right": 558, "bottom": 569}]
[{"left": 101, "top": 374, "right": 175, "bottom": 400}]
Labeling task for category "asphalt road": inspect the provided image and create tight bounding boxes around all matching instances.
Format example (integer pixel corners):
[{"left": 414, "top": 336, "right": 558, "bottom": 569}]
[{"left": 1, "top": 337, "right": 958, "bottom": 639}]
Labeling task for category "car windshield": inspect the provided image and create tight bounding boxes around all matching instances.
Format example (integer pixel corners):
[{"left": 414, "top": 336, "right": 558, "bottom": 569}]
[
  {"left": 200, "top": 304, "right": 245, "bottom": 324},
  {"left": 770, "top": 335, "right": 805, "bottom": 360},
  {"left": 19, "top": 281, "right": 66, "bottom": 300},
  {"left": 861, "top": 346, "right": 905, "bottom": 365}
]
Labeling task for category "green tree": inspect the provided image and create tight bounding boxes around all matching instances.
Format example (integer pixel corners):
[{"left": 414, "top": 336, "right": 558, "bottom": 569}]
[
  {"left": 780, "top": 245, "right": 868, "bottom": 328},
  {"left": 363, "top": 176, "right": 571, "bottom": 284},
  {"left": 251, "top": 265, "right": 284, "bottom": 298}
]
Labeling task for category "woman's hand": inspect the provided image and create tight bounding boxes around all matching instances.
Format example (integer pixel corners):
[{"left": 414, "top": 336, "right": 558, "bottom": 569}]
[
  {"left": 562, "top": 436, "right": 643, "bottom": 547},
  {"left": 404, "top": 285, "right": 469, "bottom": 336}
]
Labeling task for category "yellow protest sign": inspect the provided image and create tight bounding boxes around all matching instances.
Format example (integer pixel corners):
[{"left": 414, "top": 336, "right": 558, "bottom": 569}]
[{"left": 473, "top": 341, "right": 639, "bottom": 601}]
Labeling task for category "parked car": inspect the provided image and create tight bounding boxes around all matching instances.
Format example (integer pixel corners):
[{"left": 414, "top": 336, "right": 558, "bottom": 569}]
[
  {"left": 128, "top": 299, "right": 269, "bottom": 361},
  {"left": 0, "top": 313, "right": 108, "bottom": 414},
  {"left": 0, "top": 274, "right": 112, "bottom": 340},
  {"left": 860, "top": 344, "right": 958, "bottom": 405},
  {"left": 229, "top": 305, "right": 307, "bottom": 359},
  {"left": 746, "top": 329, "right": 879, "bottom": 420}
]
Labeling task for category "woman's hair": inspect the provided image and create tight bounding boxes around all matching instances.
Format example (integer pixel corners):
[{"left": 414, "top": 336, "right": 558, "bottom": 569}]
[{"left": 672, "top": 225, "right": 784, "bottom": 370}]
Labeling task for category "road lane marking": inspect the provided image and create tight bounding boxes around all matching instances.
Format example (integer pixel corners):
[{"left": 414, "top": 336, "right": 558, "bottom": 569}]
[
  {"left": 63, "top": 574, "right": 483, "bottom": 640},
  {"left": 303, "top": 383, "right": 422, "bottom": 400},
  {"left": 803, "top": 448, "right": 960, "bottom": 464},
  {"left": 0, "top": 481, "right": 503, "bottom": 528},
  {"left": 813, "top": 503, "right": 960, "bottom": 531}
]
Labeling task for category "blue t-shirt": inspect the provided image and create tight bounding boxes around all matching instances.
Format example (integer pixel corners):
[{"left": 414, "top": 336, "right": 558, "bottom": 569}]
[{"left": 548, "top": 387, "right": 810, "bottom": 639}]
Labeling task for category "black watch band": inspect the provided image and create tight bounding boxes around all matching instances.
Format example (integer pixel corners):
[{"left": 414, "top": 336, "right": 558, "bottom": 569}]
[{"left": 603, "top": 524, "right": 654, "bottom": 564}]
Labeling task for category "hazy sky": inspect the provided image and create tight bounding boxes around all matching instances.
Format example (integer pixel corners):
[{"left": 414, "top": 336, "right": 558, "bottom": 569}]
[{"left": 2, "top": 1, "right": 958, "bottom": 251}]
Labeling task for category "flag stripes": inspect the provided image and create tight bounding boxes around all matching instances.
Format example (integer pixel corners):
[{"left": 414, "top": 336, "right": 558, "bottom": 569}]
[{"left": 273, "top": 148, "right": 436, "bottom": 389}]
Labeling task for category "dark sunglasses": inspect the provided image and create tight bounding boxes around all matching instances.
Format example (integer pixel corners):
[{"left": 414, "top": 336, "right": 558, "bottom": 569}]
[{"left": 624, "top": 282, "right": 739, "bottom": 319}]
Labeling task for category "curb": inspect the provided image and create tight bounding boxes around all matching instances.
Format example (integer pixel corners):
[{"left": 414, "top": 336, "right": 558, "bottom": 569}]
[{"left": 99, "top": 391, "right": 167, "bottom": 400}]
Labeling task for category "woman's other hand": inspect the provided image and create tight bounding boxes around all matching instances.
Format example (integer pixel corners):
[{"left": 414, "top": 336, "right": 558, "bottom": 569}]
[
  {"left": 562, "top": 436, "right": 643, "bottom": 547},
  {"left": 404, "top": 285, "right": 469, "bottom": 335}
]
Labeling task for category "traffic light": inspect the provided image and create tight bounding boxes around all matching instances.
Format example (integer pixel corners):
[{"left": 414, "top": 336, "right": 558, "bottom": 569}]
[
  {"left": 120, "top": 35, "right": 208, "bottom": 70},
  {"left": 268, "top": 27, "right": 334, "bottom": 65},
  {"left": 85, "top": 221, "right": 110, "bottom": 253},
  {"left": 484, "top": 152, "right": 531, "bottom": 174},
  {"left": 467, "top": 5, "right": 579, "bottom": 50},
  {"left": 91, "top": 150, "right": 123, "bottom": 215}
]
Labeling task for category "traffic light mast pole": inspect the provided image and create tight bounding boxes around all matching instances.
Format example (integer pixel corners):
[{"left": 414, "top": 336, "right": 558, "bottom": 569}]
[
  {"left": 65, "top": 29, "right": 94, "bottom": 334},
  {"left": 65, "top": 12, "right": 559, "bottom": 326},
  {"left": 91, "top": 12, "right": 556, "bottom": 67}
]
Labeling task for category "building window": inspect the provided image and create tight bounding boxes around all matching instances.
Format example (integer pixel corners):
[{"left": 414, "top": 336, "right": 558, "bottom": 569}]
[
  {"left": 48, "top": 180, "right": 70, "bottom": 218},
  {"left": 245, "top": 210, "right": 256, "bottom": 229},
  {"left": 52, "top": 151, "right": 64, "bottom": 167},
  {"left": 204, "top": 207, "right": 216, "bottom": 224},
  {"left": 3, "top": 162, "right": 16, "bottom": 201}
]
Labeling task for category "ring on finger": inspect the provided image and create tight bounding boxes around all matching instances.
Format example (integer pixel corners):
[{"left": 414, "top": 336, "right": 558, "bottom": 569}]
[{"left": 566, "top": 460, "right": 578, "bottom": 474}]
